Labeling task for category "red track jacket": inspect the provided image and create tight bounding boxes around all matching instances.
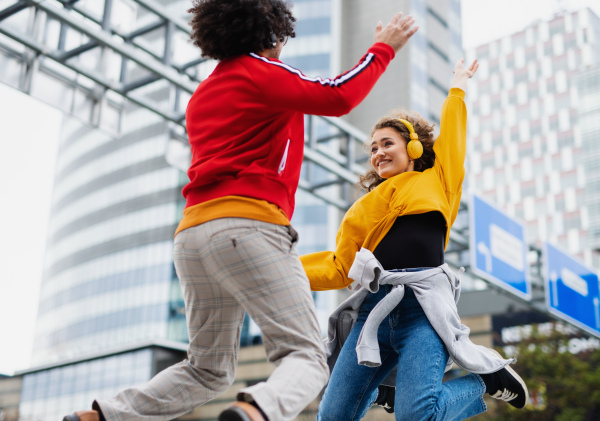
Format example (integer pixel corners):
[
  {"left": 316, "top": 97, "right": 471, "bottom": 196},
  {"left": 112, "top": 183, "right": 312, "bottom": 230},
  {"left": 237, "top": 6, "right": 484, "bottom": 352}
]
[{"left": 183, "top": 42, "right": 395, "bottom": 218}]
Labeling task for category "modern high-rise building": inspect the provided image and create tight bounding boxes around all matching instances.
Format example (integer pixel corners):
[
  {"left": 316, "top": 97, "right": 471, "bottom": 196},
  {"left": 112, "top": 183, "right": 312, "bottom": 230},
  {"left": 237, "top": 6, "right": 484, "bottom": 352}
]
[
  {"left": 576, "top": 65, "right": 600, "bottom": 258},
  {"left": 35, "top": 107, "right": 187, "bottom": 364},
  {"left": 466, "top": 8, "right": 600, "bottom": 268},
  {"left": 0, "top": 0, "right": 463, "bottom": 419}
]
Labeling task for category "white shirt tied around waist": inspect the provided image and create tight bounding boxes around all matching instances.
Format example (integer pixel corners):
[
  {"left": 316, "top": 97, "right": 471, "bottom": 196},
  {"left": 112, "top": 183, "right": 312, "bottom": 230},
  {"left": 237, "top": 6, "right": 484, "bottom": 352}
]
[{"left": 324, "top": 248, "right": 515, "bottom": 375}]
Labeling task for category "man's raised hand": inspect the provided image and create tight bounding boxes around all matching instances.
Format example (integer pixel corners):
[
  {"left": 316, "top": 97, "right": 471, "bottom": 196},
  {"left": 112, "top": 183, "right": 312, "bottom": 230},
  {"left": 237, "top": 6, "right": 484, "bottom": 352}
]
[{"left": 374, "top": 12, "right": 419, "bottom": 53}]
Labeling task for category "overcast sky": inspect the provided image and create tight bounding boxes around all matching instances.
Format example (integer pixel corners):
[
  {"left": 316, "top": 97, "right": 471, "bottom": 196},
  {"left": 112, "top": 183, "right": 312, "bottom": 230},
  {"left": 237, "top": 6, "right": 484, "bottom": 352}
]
[
  {"left": 1, "top": 0, "right": 600, "bottom": 376},
  {"left": 461, "top": 0, "right": 600, "bottom": 49}
]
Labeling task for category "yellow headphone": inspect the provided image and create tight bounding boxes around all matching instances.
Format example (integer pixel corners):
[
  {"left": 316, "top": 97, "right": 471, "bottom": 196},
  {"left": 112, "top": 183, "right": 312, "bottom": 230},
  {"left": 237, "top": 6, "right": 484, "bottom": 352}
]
[{"left": 397, "top": 119, "right": 423, "bottom": 160}]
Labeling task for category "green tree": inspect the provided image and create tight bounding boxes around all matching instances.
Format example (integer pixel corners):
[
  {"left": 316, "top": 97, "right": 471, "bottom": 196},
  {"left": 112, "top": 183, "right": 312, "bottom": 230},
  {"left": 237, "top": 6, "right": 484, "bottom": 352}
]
[{"left": 476, "top": 324, "right": 600, "bottom": 421}]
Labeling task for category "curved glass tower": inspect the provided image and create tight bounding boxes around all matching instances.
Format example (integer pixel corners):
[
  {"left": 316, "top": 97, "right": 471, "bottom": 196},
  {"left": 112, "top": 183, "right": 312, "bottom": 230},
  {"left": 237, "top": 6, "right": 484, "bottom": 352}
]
[{"left": 34, "top": 106, "right": 187, "bottom": 366}]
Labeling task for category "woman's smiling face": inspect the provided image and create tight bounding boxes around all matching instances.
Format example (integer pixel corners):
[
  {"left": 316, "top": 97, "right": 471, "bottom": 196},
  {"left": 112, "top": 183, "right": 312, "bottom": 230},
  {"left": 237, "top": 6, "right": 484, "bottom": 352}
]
[{"left": 370, "top": 127, "right": 414, "bottom": 179}]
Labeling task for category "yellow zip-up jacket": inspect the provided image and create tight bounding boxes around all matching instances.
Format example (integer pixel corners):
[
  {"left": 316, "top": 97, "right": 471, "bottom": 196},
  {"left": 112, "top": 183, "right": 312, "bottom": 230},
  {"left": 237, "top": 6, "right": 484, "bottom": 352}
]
[{"left": 301, "top": 88, "right": 467, "bottom": 291}]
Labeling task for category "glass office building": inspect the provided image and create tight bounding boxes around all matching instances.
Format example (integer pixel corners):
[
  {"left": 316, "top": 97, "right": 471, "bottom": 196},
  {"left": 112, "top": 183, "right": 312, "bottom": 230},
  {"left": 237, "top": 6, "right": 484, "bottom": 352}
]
[
  {"left": 335, "top": 0, "right": 463, "bottom": 134},
  {"left": 281, "top": 0, "right": 335, "bottom": 78},
  {"left": 18, "top": 343, "right": 187, "bottom": 421},
  {"left": 35, "top": 108, "right": 187, "bottom": 365}
]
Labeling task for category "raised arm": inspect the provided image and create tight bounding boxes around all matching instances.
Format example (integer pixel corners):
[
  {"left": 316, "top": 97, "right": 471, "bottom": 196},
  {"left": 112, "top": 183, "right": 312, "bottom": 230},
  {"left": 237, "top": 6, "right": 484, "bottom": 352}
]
[
  {"left": 433, "top": 59, "right": 478, "bottom": 197},
  {"left": 255, "top": 14, "right": 418, "bottom": 117}
]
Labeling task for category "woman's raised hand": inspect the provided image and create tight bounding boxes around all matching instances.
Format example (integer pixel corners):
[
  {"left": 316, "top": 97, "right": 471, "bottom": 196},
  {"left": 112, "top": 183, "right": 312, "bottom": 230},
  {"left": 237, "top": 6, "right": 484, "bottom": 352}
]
[
  {"left": 454, "top": 58, "right": 479, "bottom": 78},
  {"left": 451, "top": 58, "right": 479, "bottom": 91}
]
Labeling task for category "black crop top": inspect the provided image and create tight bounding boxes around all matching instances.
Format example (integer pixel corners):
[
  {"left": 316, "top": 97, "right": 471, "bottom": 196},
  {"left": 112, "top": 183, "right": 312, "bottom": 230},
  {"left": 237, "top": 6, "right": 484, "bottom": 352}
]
[{"left": 372, "top": 211, "right": 447, "bottom": 270}]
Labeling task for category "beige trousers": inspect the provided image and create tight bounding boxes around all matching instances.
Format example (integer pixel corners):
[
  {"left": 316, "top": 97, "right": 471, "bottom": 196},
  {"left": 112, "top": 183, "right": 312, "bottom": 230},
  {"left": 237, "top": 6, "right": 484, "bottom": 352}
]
[{"left": 96, "top": 218, "right": 329, "bottom": 421}]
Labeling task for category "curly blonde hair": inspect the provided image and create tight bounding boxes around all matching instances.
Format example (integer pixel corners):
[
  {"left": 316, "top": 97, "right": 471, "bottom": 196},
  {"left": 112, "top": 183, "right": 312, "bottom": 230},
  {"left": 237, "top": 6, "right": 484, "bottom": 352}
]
[{"left": 358, "top": 109, "right": 437, "bottom": 192}]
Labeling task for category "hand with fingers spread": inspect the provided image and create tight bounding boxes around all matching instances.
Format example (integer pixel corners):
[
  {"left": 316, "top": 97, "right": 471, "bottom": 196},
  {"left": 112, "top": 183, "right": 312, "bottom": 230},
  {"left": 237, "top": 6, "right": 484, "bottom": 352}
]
[
  {"left": 374, "top": 12, "right": 419, "bottom": 53},
  {"left": 451, "top": 58, "right": 479, "bottom": 91}
]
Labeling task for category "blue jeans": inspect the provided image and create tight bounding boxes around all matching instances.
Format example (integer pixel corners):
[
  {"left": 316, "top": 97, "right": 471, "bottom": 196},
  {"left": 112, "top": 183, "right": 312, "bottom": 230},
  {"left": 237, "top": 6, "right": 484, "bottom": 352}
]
[{"left": 318, "top": 276, "right": 487, "bottom": 421}]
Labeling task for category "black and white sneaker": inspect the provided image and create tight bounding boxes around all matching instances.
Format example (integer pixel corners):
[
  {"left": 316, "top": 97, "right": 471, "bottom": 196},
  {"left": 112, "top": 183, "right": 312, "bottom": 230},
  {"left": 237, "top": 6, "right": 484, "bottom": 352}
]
[
  {"left": 484, "top": 349, "right": 529, "bottom": 409},
  {"left": 373, "top": 385, "right": 395, "bottom": 413}
]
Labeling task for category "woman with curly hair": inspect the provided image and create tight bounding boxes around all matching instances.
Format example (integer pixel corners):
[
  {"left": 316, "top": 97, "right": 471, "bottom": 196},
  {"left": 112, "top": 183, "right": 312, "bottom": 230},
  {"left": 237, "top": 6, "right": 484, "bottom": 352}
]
[
  {"left": 64, "top": 1, "right": 418, "bottom": 421},
  {"left": 301, "top": 59, "right": 529, "bottom": 420}
]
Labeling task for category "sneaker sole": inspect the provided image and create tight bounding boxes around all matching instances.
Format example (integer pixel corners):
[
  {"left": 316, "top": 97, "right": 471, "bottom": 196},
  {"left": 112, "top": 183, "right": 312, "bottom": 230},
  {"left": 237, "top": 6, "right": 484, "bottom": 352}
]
[{"left": 488, "top": 349, "right": 529, "bottom": 408}]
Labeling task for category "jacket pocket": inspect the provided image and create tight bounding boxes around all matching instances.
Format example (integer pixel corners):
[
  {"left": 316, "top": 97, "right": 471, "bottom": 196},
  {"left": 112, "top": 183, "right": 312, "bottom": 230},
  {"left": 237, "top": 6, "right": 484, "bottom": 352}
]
[{"left": 277, "top": 139, "right": 291, "bottom": 175}]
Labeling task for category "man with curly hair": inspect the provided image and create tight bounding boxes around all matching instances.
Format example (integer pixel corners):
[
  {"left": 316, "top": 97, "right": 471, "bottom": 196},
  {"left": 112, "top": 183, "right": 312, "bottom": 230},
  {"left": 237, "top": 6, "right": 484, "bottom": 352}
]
[{"left": 64, "top": 1, "right": 417, "bottom": 421}]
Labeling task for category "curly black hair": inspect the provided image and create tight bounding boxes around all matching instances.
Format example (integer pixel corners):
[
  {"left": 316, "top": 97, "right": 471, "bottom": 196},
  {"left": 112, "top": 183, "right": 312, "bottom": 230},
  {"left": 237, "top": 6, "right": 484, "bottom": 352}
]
[{"left": 188, "top": 0, "right": 296, "bottom": 61}]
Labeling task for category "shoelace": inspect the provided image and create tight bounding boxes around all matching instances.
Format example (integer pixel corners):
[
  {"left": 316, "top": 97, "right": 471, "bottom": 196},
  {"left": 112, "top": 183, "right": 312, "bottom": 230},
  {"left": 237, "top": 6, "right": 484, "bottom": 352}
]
[{"left": 492, "top": 388, "right": 518, "bottom": 402}]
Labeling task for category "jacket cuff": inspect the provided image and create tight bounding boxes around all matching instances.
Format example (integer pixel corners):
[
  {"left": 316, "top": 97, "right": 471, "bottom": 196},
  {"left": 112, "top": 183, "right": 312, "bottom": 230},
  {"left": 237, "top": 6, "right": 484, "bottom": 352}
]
[
  {"left": 449, "top": 87, "right": 465, "bottom": 99},
  {"left": 369, "top": 42, "right": 396, "bottom": 62}
]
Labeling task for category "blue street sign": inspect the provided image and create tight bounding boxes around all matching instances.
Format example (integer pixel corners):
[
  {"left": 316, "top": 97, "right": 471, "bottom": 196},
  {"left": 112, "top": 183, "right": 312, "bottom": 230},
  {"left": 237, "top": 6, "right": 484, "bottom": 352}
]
[
  {"left": 469, "top": 194, "right": 531, "bottom": 300},
  {"left": 544, "top": 242, "right": 600, "bottom": 338}
]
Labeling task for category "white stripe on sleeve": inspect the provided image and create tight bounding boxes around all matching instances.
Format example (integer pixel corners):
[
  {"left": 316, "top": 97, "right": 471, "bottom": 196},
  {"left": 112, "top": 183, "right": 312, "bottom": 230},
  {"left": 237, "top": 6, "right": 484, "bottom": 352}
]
[{"left": 249, "top": 52, "right": 375, "bottom": 87}]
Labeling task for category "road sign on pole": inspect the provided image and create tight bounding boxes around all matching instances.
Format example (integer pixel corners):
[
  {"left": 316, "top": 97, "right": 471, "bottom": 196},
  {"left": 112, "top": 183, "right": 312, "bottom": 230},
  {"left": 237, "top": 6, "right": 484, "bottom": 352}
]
[
  {"left": 544, "top": 242, "right": 600, "bottom": 338},
  {"left": 469, "top": 194, "right": 531, "bottom": 300}
]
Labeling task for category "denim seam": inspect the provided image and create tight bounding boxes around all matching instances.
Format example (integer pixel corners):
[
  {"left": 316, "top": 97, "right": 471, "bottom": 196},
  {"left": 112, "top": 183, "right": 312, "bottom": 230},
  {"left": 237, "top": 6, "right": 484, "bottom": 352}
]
[
  {"left": 473, "top": 373, "right": 488, "bottom": 412},
  {"left": 428, "top": 344, "right": 444, "bottom": 412},
  {"left": 389, "top": 313, "right": 395, "bottom": 350},
  {"left": 350, "top": 351, "right": 395, "bottom": 420}
]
